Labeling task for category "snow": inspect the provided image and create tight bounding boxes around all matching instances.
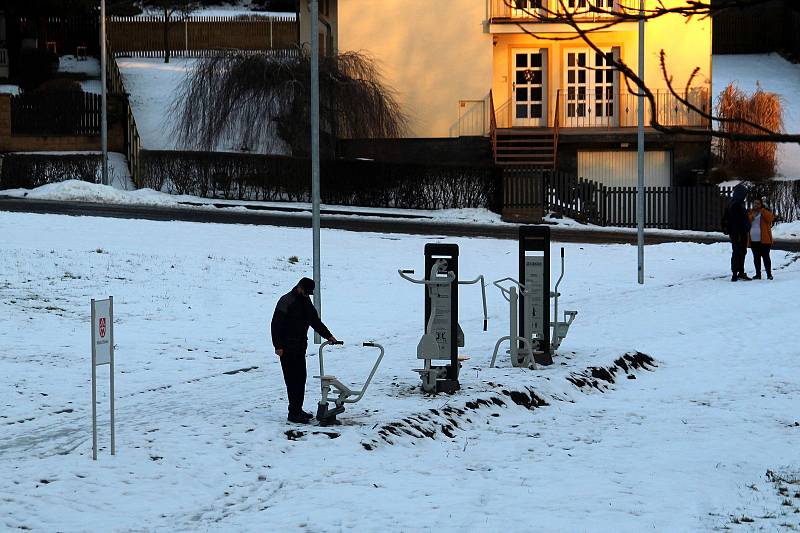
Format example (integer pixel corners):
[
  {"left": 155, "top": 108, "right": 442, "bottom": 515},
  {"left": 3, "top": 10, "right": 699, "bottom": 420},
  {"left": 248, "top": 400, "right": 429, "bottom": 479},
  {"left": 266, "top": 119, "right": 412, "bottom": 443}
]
[
  {"left": 1, "top": 212, "right": 799, "bottom": 531},
  {"left": 0, "top": 84, "right": 21, "bottom": 95},
  {"left": 58, "top": 55, "right": 101, "bottom": 77},
  {"left": 713, "top": 53, "right": 800, "bottom": 178},
  {"left": 78, "top": 80, "right": 102, "bottom": 95},
  {"left": 117, "top": 58, "right": 288, "bottom": 153},
  {"left": 117, "top": 58, "right": 194, "bottom": 151},
  {"left": 1, "top": 153, "right": 133, "bottom": 191}
]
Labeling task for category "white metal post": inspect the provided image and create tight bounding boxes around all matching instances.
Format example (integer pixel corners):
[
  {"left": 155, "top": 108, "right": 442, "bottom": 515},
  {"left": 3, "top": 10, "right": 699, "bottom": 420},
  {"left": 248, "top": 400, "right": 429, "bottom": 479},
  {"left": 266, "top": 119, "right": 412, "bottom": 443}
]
[
  {"left": 310, "top": 0, "right": 322, "bottom": 343},
  {"left": 91, "top": 299, "right": 98, "bottom": 460},
  {"left": 109, "top": 296, "right": 115, "bottom": 455},
  {"left": 636, "top": 0, "right": 645, "bottom": 284},
  {"left": 100, "top": 0, "right": 108, "bottom": 186}
]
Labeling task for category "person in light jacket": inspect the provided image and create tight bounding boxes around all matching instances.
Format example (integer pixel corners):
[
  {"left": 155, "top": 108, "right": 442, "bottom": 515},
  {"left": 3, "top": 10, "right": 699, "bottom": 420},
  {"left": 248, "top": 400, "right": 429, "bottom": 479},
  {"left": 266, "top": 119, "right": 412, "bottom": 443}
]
[{"left": 748, "top": 198, "right": 775, "bottom": 280}]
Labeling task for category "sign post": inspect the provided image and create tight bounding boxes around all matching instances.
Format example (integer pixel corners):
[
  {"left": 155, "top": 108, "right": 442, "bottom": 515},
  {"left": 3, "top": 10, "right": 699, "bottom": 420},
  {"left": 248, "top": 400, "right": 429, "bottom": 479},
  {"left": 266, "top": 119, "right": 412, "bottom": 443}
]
[{"left": 91, "top": 297, "right": 115, "bottom": 460}]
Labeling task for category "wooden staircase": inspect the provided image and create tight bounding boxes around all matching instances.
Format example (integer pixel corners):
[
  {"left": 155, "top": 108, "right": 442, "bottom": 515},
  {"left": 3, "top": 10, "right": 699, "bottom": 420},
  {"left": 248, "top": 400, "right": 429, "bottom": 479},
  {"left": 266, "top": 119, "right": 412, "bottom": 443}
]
[{"left": 493, "top": 128, "right": 556, "bottom": 167}]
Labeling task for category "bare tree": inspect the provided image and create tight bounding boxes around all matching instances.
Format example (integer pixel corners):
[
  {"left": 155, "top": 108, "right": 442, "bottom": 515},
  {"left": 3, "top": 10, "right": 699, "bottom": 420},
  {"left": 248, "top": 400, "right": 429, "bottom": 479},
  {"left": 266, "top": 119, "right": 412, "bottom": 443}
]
[
  {"left": 502, "top": 0, "right": 800, "bottom": 144},
  {"left": 142, "top": 0, "right": 199, "bottom": 63},
  {"left": 170, "top": 49, "right": 408, "bottom": 155}
]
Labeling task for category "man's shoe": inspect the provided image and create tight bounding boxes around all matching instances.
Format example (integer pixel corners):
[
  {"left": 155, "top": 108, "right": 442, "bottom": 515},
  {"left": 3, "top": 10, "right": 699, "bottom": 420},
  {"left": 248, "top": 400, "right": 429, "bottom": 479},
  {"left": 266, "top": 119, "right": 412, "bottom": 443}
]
[
  {"left": 738, "top": 273, "right": 752, "bottom": 281},
  {"left": 768, "top": 273, "right": 774, "bottom": 280},
  {"left": 754, "top": 272, "right": 762, "bottom": 280},
  {"left": 287, "top": 413, "right": 311, "bottom": 424},
  {"left": 731, "top": 274, "right": 738, "bottom": 282},
  {"left": 299, "top": 410, "right": 314, "bottom": 421}
]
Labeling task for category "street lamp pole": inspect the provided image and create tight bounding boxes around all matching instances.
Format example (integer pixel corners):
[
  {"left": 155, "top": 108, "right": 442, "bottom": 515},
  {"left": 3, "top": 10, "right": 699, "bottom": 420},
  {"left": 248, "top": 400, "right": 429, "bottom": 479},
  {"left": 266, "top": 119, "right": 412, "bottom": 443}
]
[
  {"left": 636, "top": 0, "right": 645, "bottom": 284},
  {"left": 310, "top": 0, "right": 322, "bottom": 342},
  {"left": 100, "top": 0, "right": 108, "bottom": 186}
]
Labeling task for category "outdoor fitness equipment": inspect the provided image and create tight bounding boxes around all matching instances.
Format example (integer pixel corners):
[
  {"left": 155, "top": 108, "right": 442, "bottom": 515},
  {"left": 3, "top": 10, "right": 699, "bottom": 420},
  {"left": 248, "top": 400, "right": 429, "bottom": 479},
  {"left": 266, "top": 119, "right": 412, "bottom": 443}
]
[
  {"left": 314, "top": 340, "right": 385, "bottom": 426},
  {"left": 492, "top": 226, "right": 577, "bottom": 367},
  {"left": 490, "top": 278, "right": 539, "bottom": 369},
  {"left": 398, "top": 243, "right": 488, "bottom": 394}
]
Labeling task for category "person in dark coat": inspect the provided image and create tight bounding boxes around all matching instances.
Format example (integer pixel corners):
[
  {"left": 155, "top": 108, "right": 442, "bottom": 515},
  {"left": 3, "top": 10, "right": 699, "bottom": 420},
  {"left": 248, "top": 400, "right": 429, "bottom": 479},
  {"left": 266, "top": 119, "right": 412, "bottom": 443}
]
[
  {"left": 725, "top": 183, "right": 752, "bottom": 282},
  {"left": 271, "top": 277, "right": 337, "bottom": 423}
]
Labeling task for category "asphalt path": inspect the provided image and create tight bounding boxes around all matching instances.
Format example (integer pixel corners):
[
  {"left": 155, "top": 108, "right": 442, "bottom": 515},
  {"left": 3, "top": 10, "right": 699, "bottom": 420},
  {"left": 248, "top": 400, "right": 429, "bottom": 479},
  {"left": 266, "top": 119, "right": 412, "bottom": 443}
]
[{"left": 1, "top": 196, "right": 798, "bottom": 252}]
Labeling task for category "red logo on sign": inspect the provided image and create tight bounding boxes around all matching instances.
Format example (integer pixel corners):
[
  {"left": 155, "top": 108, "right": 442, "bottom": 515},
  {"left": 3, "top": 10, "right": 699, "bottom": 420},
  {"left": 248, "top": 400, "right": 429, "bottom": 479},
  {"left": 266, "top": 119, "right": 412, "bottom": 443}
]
[{"left": 99, "top": 318, "right": 106, "bottom": 338}]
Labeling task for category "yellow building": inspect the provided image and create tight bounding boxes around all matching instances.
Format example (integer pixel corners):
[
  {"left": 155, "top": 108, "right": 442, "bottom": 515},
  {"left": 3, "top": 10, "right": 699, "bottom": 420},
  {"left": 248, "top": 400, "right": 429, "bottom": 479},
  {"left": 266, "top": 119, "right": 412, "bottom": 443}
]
[{"left": 301, "top": 1, "right": 713, "bottom": 187}]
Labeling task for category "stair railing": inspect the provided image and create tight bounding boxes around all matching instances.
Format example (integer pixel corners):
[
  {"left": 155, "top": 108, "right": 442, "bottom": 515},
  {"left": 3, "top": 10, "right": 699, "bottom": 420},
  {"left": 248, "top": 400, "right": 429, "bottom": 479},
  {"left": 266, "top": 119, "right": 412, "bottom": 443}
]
[{"left": 552, "top": 88, "right": 561, "bottom": 171}]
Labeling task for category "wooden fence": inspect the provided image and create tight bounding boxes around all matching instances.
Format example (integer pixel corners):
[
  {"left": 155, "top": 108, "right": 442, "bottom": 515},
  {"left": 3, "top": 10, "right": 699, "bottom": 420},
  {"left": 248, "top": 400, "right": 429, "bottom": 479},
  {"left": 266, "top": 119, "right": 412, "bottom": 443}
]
[
  {"left": 503, "top": 167, "right": 734, "bottom": 231},
  {"left": 107, "top": 15, "right": 297, "bottom": 57},
  {"left": 10, "top": 92, "right": 102, "bottom": 136},
  {"left": 713, "top": 0, "right": 800, "bottom": 57}
]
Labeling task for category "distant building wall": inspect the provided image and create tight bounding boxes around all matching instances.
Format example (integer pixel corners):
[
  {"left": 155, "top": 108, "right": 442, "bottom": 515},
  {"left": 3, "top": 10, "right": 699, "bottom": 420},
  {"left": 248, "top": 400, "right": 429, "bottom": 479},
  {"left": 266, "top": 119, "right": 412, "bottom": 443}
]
[{"left": 338, "top": 0, "right": 493, "bottom": 139}]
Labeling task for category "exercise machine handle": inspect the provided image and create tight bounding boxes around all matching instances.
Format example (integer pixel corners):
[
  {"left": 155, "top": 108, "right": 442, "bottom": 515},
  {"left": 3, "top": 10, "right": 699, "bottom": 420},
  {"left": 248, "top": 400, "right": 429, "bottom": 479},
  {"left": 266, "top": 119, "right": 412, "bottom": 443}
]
[
  {"left": 398, "top": 269, "right": 455, "bottom": 285},
  {"left": 459, "top": 275, "right": 488, "bottom": 332},
  {"left": 492, "top": 277, "right": 528, "bottom": 302},
  {"left": 353, "top": 342, "right": 385, "bottom": 403}
]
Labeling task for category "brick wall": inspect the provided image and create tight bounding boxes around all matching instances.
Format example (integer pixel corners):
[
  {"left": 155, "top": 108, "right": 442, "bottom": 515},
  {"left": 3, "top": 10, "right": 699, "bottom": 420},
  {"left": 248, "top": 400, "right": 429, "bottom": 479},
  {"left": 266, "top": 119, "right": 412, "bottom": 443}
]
[{"left": 0, "top": 94, "right": 125, "bottom": 153}]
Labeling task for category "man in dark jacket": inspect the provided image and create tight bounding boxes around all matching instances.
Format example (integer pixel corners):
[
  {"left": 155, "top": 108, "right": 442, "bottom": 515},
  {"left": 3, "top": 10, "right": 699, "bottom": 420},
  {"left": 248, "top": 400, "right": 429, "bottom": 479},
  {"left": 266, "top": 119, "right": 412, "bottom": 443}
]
[
  {"left": 271, "top": 277, "right": 337, "bottom": 423},
  {"left": 726, "top": 183, "right": 752, "bottom": 282}
]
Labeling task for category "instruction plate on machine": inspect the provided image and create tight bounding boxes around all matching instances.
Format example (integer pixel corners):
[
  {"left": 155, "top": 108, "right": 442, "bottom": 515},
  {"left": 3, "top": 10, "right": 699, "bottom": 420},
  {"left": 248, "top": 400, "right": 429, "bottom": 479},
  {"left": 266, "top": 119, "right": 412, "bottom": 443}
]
[
  {"left": 524, "top": 256, "right": 545, "bottom": 342},
  {"left": 430, "top": 283, "right": 451, "bottom": 359}
]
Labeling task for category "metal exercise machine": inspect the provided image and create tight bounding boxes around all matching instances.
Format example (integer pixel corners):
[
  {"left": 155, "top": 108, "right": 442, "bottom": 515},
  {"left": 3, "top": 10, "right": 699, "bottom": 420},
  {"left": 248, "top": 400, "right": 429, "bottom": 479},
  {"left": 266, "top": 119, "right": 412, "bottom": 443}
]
[
  {"left": 398, "top": 243, "right": 488, "bottom": 394},
  {"left": 490, "top": 278, "right": 539, "bottom": 369},
  {"left": 492, "top": 226, "right": 577, "bottom": 367},
  {"left": 314, "top": 340, "right": 385, "bottom": 426}
]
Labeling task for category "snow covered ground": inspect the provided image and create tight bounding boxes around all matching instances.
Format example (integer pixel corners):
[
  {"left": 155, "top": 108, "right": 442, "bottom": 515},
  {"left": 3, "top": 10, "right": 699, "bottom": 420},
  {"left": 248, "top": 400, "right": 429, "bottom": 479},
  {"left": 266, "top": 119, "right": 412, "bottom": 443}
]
[
  {"left": 713, "top": 54, "right": 800, "bottom": 178},
  {"left": 1, "top": 213, "right": 799, "bottom": 531},
  {"left": 5, "top": 180, "right": 800, "bottom": 241},
  {"left": 117, "top": 58, "right": 194, "bottom": 151}
]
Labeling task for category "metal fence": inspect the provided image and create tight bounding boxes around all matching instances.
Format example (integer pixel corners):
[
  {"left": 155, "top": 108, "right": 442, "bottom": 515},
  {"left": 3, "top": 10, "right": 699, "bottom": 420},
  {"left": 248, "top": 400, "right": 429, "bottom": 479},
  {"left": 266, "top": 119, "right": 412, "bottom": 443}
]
[{"left": 503, "top": 167, "right": 735, "bottom": 231}]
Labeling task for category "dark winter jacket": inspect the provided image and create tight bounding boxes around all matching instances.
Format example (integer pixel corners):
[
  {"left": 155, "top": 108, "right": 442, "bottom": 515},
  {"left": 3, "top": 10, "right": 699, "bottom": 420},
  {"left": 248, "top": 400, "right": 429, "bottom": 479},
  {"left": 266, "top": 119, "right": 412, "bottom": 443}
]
[
  {"left": 725, "top": 184, "right": 751, "bottom": 238},
  {"left": 271, "top": 290, "right": 332, "bottom": 352}
]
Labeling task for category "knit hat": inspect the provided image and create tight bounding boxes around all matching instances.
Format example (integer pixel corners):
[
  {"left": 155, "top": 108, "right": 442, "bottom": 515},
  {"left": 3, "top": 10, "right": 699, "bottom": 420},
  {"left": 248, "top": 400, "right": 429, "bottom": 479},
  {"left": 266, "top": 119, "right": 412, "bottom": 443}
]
[{"left": 298, "top": 277, "right": 315, "bottom": 295}]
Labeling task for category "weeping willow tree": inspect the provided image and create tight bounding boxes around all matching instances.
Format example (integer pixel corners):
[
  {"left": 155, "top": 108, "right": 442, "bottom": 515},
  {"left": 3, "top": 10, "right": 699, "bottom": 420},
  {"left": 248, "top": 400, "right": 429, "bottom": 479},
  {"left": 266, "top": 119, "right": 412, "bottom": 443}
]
[{"left": 170, "top": 50, "right": 407, "bottom": 156}]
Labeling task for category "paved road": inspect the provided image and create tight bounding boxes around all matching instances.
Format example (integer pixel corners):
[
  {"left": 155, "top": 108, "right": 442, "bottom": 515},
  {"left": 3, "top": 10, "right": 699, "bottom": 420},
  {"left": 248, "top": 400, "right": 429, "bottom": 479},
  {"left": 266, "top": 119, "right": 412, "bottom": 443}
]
[{"left": 2, "top": 196, "right": 799, "bottom": 251}]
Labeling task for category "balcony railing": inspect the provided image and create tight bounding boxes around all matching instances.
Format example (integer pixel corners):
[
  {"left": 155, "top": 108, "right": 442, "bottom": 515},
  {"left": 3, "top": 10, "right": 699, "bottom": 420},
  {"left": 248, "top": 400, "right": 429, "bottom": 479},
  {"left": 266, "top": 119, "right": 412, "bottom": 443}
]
[
  {"left": 489, "top": 0, "right": 642, "bottom": 23},
  {"left": 494, "top": 88, "right": 711, "bottom": 129}
]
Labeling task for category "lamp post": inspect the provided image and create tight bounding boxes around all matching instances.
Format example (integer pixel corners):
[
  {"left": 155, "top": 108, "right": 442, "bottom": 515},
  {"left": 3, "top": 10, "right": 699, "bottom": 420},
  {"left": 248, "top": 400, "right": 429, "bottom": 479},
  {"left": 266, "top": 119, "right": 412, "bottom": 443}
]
[
  {"left": 636, "top": 0, "right": 645, "bottom": 284},
  {"left": 100, "top": 0, "right": 108, "bottom": 186},
  {"left": 310, "top": 0, "right": 322, "bottom": 342}
]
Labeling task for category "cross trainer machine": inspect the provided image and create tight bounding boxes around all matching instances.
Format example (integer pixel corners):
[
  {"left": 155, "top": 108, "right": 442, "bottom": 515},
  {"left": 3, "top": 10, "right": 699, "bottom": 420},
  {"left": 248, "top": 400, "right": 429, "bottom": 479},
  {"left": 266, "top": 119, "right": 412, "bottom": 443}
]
[
  {"left": 398, "top": 243, "right": 488, "bottom": 394},
  {"left": 491, "top": 226, "right": 577, "bottom": 368},
  {"left": 314, "top": 340, "right": 385, "bottom": 426}
]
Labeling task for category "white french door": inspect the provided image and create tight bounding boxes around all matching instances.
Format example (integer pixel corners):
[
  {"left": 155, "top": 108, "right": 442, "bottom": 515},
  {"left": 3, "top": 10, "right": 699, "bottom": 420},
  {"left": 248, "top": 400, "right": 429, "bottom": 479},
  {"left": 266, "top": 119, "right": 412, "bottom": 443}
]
[
  {"left": 563, "top": 48, "right": 619, "bottom": 127},
  {"left": 512, "top": 48, "right": 548, "bottom": 127}
]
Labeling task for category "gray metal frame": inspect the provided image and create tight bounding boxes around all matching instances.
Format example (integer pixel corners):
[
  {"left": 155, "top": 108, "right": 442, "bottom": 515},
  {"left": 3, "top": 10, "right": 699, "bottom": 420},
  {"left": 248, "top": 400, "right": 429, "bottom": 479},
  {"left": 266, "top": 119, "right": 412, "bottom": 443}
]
[
  {"left": 490, "top": 278, "right": 539, "bottom": 369},
  {"left": 398, "top": 265, "right": 487, "bottom": 393},
  {"left": 314, "top": 340, "right": 385, "bottom": 425}
]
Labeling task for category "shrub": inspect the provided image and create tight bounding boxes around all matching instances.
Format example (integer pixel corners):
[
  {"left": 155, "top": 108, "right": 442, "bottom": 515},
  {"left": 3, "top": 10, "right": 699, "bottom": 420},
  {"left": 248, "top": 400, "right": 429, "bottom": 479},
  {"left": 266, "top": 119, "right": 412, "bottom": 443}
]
[
  {"left": 33, "top": 78, "right": 83, "bottom": 94},
  {"left": 137, "top": 150, "right": 502, "bottom": 211},
  {"left": 18, "top": 48, "right": 60, "bottom": 91},
  {"left": 0, "top": 154, "right": 101, "bottom": 190},
  {"left": 715, "top": 83, "right": 783, "bottom": 180}
]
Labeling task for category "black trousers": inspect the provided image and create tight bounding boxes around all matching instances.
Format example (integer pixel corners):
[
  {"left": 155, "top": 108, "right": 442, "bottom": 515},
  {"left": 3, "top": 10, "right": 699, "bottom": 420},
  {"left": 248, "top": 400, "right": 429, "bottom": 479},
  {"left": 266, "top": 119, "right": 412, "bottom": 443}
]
[
  {"left": 279, "top": 349, "right": 307, "bottom": 416},
  {"left": 730, "top": 235, "right": 747, "bottom": 275},
  {"left": 751, "top": 242, "right": 772, "bottom": 275}
]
